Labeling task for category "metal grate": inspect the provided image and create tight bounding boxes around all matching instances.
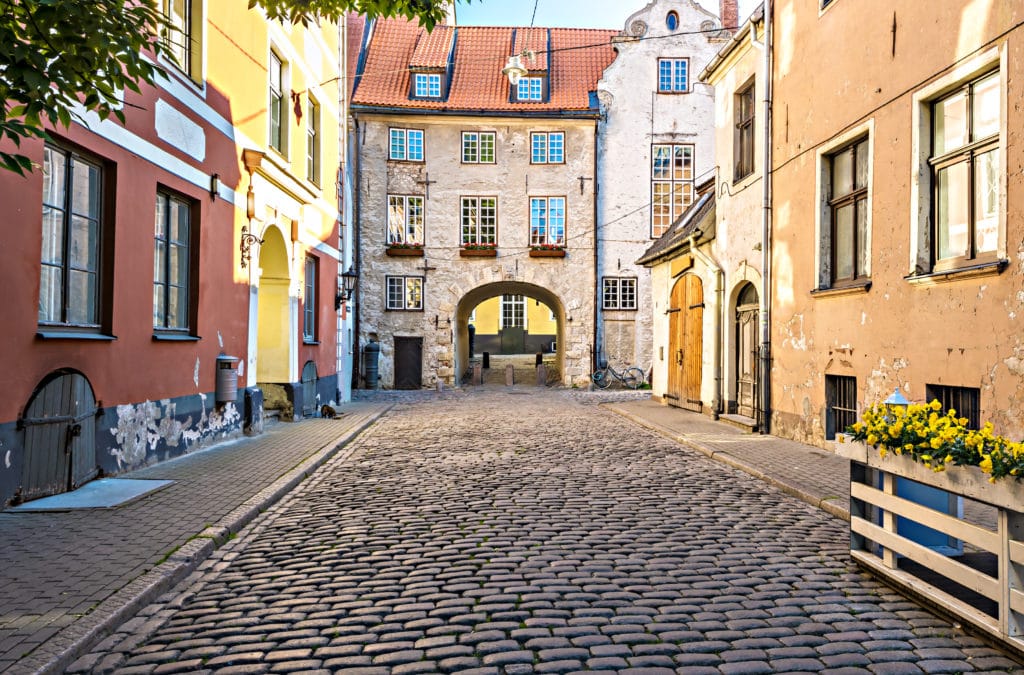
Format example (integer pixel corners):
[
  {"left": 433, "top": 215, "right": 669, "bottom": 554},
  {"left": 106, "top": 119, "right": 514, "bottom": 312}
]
[
  {"left": 826, "top": 374, "right": 857, "bottom": 440},
  {"left": 925, "top": 384, "right": 981, "bottom": 429}
]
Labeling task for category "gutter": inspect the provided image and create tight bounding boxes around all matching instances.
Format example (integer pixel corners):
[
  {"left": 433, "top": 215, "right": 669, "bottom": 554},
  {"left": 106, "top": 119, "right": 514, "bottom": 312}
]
[{"left": 349, "top": 105, "right": 602, "bottom": 120}]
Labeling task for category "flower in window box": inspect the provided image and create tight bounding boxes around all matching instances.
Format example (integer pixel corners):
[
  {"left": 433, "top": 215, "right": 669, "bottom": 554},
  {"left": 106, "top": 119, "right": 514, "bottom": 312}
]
[
  {"left": 388, "top": 242, "right": 423, "bottom": 250},
  {"left": 462, "top": 242, "right": 497, "bottom": 251},
  {"left": 530, "top": 243, "right": 565, "bottom": 252}
]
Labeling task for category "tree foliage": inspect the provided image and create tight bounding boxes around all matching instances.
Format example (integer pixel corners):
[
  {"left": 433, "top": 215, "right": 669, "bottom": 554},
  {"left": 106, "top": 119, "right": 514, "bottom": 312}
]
[{"left": 0, "top": 0, "right": 459, "bottom": 175}]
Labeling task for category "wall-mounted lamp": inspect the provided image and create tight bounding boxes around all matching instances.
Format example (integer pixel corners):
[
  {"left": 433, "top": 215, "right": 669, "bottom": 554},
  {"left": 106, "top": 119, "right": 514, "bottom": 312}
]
[
  {"left": 502, "top": 52, "right": 529, "bottom": 86},
  {"left": 240, "top": 149, "right": 266, "bottom": 268},
  {"left": 336, "top": 266, "right": 358, "bottom": 310},
  {"left": 209, "top": 173, "right": 220, "bottom": 200},
  {"left": 240, "top": 225, "right": 263, "bottom": 269}
]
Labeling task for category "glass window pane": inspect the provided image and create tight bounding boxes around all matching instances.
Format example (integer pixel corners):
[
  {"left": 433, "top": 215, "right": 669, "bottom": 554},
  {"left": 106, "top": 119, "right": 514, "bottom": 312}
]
[
  {"left": 408, "top": 197, "right": 423, "bottom": 242},
  {"left": 171, "top": 243, "right": 188, "bottom": 286},
  {"left": 855, "top": 197, "right": 869, "bottom": 277},
  {"left": 833, "top": 203, "right": 854, "bottom": 281},
  {"left": 67, "top": 269, "right": 97, "bottom": 324},
  {"left": 155, "top": 194, "right": 167, "bottom": 237},
  {"left": 972, "top": 73, "right": 999, "bottom": 140},
  {"left": 532, "top": 134, "right": 546, "bottom": 163},
  {"left": 933, "top": 90, "right": 968, "bottom": 155},
  {"left": 169, "top": 286, "right": 184, "bottom": 329},
  {"left": 462, "top": 133, "right": 476, "bottom": 162},
  {"left": 832, "top": 147, "right": 853, "bottom": 197},
  {"left": 481, "top": 133, "right": 495, "bottom": 163},
  {"left": 652, "top": 146, "right": 670, "bottom": 179},
  {"left": 406, "top": 278, "right": 422, "bottom": 309},
  {"left": 408, "top": 130, "right": 423, "bottom": 160},
  {"left": 975, "top": 148, "right": 999, "bottom": 253},
  {"left": 855, "top": 140, "right": 869, "bottom": 191},
  {"left": 69, "top": 215, "right": 97, "bottom": 272},
  {"left": 154, "top": 240, "right": 167, "bottom": 283},
  {"left": 154, "top": 283, "right": 165, "bottom": 327},
  {"left": 41, "top": 207, "right": 64, "bottom": 265},
  {"left": 39, "top": 265, "right": 62, "bottom": 323},
  {"left": 387, "top": 196, "right": 405, "bottom": 243},
  {"left": 549, "top": 133, "right": 564, "bottom": 163},
  {"left": 936, "top": 162, "right": 969, "bottom": 260},
  {"left": 42, "top": 147, "right": 66, "bottom": 207},
  {"left": 71, "top": 159, "right": 100, "bottom": 218}
]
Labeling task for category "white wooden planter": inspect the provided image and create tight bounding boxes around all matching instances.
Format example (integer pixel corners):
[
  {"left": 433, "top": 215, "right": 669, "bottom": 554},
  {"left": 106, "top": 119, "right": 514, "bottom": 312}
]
[{"left": 837, "top": 441, "right": 1024, "bottom": 655}]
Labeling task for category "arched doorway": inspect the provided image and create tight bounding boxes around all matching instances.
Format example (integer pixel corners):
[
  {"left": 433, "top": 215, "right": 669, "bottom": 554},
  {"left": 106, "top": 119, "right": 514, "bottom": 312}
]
[
  {"left": 301, "top": 361, "right": 318, "bottom": 416},
  {"left": 668, "top": 274, "right": 703, "bottom": 411},
  {"left": 19, "top": 370, "right": 98, "bottom": 502},
  {"left": 734, "top": 283, "right": 759, "bottom": 418},
  {"left": 454, "top": 282, "right": 565, "bottom": 385},
  {"left": 256, "top": 226, "right": 292, "bottom": 385}
]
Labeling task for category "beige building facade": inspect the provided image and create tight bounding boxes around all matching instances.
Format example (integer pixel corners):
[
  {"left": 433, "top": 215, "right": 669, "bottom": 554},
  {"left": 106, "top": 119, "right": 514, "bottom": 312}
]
[{"left": 769, "top": 0, "right": 1024, "bottom": 444}]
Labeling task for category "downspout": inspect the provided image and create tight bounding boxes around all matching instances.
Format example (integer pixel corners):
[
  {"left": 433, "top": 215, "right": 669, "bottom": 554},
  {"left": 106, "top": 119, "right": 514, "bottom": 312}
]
[
  {"left": 689, "top": 233, "right": 724, "bottom": 418},
  {"left": 352, "top": 118, "right": 363, "bottom": 390},
  {"left": 592, "top": 121, "right": 600, "bottom": 375},
  {"left": 756, "top": 2, "right": 773, "bottom": 433}
]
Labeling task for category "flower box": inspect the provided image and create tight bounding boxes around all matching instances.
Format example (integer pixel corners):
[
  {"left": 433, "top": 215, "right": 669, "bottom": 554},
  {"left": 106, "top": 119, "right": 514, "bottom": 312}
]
[
  {"left": 529, "top": 249, "right": 565, "bottom": 258},
  {"left": 839, "top": 440, "right": 1024, "bottom": 655},
  {"left": 460, "top": 248, "right": 497, "bottom": 257},
  {"left": 385, "top": 246, "right": 423, "bottom": 257}
]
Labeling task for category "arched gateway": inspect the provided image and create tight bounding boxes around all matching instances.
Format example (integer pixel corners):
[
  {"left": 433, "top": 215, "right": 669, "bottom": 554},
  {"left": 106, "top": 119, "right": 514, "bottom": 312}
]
[{"left": 454, "top": 282, "right": 567, "bottom": 385}]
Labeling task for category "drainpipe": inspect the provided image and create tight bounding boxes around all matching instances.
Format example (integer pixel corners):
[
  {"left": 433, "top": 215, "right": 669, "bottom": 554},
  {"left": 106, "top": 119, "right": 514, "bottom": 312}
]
[
  {"left": 689, "top": 233, "right": 724, "bottom": 418},
  {"left": 352, "top": 118, "right": 363, "bottom": 390},
  {"left": 592, "top": 121, "right": 600, "bottom": 375},
  {"left": 755, "top": 2, "right": 773, "bottom": 433}
]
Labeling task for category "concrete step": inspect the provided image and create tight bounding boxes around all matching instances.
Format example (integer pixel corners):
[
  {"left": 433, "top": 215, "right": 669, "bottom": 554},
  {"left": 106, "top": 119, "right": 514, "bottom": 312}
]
[{"left": 719, "top": 413, "right": 758, "bottom": 433}]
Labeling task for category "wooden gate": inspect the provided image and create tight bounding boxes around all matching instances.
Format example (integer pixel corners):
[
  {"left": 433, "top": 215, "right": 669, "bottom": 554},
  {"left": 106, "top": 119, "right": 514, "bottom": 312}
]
[
  {"left": 394, "top": 336, "right": 423, "bottom": 390},
  {"left": 735, "top": 283, "right": 759, "bottom": 418},
  {"left": 667, "top": 274, "right": 703, "bottom": 412},
  {"left": 20, "top": 371, "right": 98, "bottom": 502},
  {"left": 301, "top": 361, "right": 318, "bottom": 417}
]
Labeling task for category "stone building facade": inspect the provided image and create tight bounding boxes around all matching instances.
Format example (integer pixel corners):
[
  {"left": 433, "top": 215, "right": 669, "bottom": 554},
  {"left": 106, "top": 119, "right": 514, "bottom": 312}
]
[
  {"left": 595, "top": 0, "right": 726, "bottom": 377},
  {"left": 350, "top": 19, "right": 616, "bottom": 388}
]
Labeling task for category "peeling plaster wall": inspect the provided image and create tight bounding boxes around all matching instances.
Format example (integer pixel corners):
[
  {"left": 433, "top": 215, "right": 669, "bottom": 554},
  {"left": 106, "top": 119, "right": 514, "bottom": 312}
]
[
  {"left": 355, "top": 115, "right": 599, "bottom": 388},
  {"left": 597, "top": 0, "right": 723, "bottom": 373},
  {"left": 769, "top": 0, "right": 1024, "bottom": 446}
]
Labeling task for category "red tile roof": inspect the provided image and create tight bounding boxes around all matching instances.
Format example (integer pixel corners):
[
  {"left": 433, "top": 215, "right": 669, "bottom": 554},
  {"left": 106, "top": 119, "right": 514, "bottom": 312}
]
[
  {"left": 410, "top": 24, "right": 455, "bottom": 69},
  {"left": 513, "top": 27, "right": 549, "bottom": 72},
  {"left": 352, "top": 18, "right": 618, "bottom": 113}
]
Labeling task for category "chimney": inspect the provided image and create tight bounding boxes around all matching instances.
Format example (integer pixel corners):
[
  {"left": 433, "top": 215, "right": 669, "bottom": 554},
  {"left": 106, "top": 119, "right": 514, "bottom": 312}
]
[{"left": 720, "top": 0, "right": 738, "bottom": 30}]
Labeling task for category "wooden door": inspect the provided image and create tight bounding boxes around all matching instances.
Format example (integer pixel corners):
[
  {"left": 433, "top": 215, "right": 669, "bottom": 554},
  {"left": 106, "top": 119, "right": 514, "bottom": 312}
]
[
  {"left": 667, "top": 274, "right": 703, "bottom": 412},
  {"left": 301, "top": 361, "right": 318, "bottom": 417},
  {"left": 394, "top": 336, "right": 423, "bottom": 390},
  {"left": 735, "top": 284, "right": 759, "bottom": 418},
  {"left": 20, "top": 372, "right": 98, "bottom": 502}
]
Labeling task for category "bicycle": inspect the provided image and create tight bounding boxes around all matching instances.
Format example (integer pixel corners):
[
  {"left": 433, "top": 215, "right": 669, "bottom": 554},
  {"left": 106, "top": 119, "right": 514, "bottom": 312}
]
[{"left": 591, "top": 360, "right": 645, "bottom": 390}]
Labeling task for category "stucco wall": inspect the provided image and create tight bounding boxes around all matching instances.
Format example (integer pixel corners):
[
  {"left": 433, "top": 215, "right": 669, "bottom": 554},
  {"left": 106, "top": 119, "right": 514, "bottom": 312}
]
[
  {"left": 597, "top": 0, "right": 723, "bottom": 373},
  {"left": 355, "top": 114, "right": 599, "bottom": 388}
]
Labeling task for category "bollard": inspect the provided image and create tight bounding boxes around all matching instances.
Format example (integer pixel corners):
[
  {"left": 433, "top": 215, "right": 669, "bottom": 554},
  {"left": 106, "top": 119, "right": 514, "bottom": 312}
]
[
  {"left": 536, "top": 363, "right": 547, "bottom": 386},
  {"left": 473, "top": 363, "right": 482, "bottom": 385},
  {"left": 436, "top": 379, "right": 444, "bottom": 393},
  {"left": 482, "top": 351, "right": 490, "bottom": 369},
  {"left": 535, "top": 352, "right": 543, "bottom": 366},
  {"left": 505, "top": 363, "right": 514, "bottom": 386}
]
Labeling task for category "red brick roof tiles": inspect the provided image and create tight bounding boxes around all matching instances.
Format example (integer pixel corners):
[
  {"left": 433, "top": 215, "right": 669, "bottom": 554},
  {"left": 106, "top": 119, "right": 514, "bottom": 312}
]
[
  {"left": 513, "top": 27, "right": 549, "bottom": 71},
  {"left": 352, "top": 18, "right": 618, "bottom": 113},
  {"left": 410, "top": 24, "right": 455, "bottom": 69}
]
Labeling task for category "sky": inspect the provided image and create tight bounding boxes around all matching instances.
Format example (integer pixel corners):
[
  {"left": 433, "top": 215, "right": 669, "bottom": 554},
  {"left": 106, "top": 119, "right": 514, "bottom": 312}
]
[{"left": 453, "top": 0, "right": 760, "bottom": 30}]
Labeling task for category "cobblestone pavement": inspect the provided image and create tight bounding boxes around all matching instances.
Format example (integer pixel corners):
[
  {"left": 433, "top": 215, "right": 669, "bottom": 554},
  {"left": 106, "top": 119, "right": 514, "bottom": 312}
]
[
  {"left": 0, "top": 403, "right": 389, "bottom": 675},
  {"left": 74, "top": 389, "right": 1020, "bottom": 674}
]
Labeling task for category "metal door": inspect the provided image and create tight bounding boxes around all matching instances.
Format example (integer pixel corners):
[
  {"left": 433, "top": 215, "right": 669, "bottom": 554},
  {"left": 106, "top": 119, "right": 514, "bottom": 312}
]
[
  {"left": 20, "top": 372, "right": 98, "bottom": 501},
  {"left": 394, "top": 336, "right": 423, "bottom": 390},
  {"left": 667, "top": 274, "right": 703, "bottom": 412},
  {"left": 301, "top": 361, "right": 318, "bottom": 417},
  {"left": 735, "top": 284, "right": 759, "bottom": 418}
]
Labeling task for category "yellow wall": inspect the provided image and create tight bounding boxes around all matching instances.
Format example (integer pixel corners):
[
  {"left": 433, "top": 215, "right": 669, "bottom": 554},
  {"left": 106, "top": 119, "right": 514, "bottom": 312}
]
[{"left": 469, "top": 297, "right": 557, "bottom": 334}]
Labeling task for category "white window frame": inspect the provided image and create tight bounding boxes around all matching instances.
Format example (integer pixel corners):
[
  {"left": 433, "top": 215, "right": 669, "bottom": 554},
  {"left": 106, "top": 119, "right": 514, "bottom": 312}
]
[
  {"left": 500, "top": 294, "right": 525, "bottom": 329},
  {"left": 385, "top": 275, "right": 424, "bottom": 311},
  {"left": 602, "top": 277, "right": 638, "bottom": 310},
  {"left": 268, "top": 48, "right": 287, "bottom": 155},
  {"left": 462, "top": 131, "right": 495, "bottom": 164},
  {"left": 529, "top": 196, "right": 566, "bottom": 246},
  {"left": 516, "top": 77, "right": 544, "bottom": 101},
  {"left": 386, "top": 195, "right": 424, "bottom": 246},
  {"left": 658, "top": 58, "right": 689, "bottom": 93},
  {"left": 306, "top": 95, "right": 320, "bottom": 186},
  {"left": 531, "top": 132, "right": 564, "bottom": 164},
  {"left": 813, "top": 120, "right": 874, "bottom": 290},
  {"left": 651, "top": 144, "right": 694, "bottom": 238},
  {"left": 460, "top": 196, "right": 497, "bottom": 246},
  {"left": 909, "top": 46, "right": 1006, "bottom": 278},
  {"left": 414, "top": 72, "right": 442, "bottom": 98},
  {"left": 389, "top": 128, "right": 424, "bottom": 162}
]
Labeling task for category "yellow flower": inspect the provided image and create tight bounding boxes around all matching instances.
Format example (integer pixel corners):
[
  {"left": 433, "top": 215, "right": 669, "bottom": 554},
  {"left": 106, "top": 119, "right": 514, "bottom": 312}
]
[
  {"left": 867, "top": 434, "right": 878, "bottom": 446},
  {"left": 980, "top": 456, "right": 993, "bottom": 474},
  {"left": 931, "top": 400, "right": 942, "bottom": 411}
]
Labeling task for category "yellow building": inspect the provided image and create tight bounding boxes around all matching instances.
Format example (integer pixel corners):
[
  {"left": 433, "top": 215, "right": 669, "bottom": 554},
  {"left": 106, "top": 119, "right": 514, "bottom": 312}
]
[{"left": 469, "top": 296, "right": 557, "bottom": 355}]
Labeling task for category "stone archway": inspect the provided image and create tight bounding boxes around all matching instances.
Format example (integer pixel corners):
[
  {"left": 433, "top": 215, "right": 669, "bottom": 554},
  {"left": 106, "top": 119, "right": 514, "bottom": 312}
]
[
  {"left": 454, "top": 282, "right": 566, "bottom": 386},
  {"left": 256, "top": 226, "right": 291, "bottom": 384}
]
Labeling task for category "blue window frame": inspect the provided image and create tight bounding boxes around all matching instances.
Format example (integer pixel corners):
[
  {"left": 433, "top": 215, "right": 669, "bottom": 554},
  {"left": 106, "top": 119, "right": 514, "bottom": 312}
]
[
  {"left": 529, "top": 196, "right": 566, "bottom": 246},
  {"left": 389, "top": 128, "right": 424, "bottom": 161},
  {"left": 658, "top": 58, "right": 688, "bottom": 93},
  {"left": 531, "top": 132, "right": 564, "bottom": 164},
  {"left": 517, "top": 77, "right": 543, "bottom": 101},
  {"left": 414, "top": 73, "right": 441, "bottom": 98}
]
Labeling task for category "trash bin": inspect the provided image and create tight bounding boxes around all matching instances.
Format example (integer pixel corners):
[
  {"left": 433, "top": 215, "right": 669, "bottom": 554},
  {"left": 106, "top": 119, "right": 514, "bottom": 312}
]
[
  {"left": 363, "top": 339, "right": 380, "bottom": 389},
  {"left": 215, "top": 354, "right": 239, "bottom": 404}
]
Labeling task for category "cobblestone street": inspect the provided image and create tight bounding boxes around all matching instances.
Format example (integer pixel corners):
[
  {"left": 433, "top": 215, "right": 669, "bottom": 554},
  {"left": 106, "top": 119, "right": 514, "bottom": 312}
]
[{"left": 75, "top": 389, "right": 1020, "bottom": 674}]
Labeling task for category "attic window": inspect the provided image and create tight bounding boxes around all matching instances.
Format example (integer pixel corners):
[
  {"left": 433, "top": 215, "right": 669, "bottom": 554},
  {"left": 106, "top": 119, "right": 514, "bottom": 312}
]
[
  {"left": 666, "top": 11, "right": 679, "bottom": 31},
  {"left": 412, "top": 72, "right": 442, "bottom": 99},
  {"left": 516, "top": 76, "right": 545, "bottom": 101}
]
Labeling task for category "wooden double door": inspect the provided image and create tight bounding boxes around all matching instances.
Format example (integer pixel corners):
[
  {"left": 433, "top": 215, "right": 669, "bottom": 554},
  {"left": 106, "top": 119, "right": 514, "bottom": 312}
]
[{"left": 667, "top": 274, "right": 703, "bottom": 412}]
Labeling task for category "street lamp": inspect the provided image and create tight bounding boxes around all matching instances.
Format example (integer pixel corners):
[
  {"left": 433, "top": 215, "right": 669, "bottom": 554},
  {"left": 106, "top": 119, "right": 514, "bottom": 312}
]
[
  {"left": 502, "top": 53, "right": 528, "bottom": 86},
  {"left": 336, "top": 266, "right": 358, "bottom": 310}
]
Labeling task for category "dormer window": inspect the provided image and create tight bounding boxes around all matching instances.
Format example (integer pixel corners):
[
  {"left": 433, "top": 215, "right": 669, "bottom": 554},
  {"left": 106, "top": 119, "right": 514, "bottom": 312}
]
[
  {"left": 517, "top": 77, "right": 544, "bottom": 101},
  {"left": 413, "top": 72, "right": 442, "bottom": 99}
]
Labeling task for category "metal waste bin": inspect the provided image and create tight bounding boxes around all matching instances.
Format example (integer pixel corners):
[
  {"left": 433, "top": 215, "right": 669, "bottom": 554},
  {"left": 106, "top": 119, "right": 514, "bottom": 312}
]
[
  {"left": 215, "top": 354, "right": 239, "bottom": 404},
  {"left": 363, "top": 339, "right": 380, "bottom": 389}
]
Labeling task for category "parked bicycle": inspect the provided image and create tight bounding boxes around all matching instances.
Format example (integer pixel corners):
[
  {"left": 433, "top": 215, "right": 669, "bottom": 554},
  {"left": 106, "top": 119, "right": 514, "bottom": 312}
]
[{"left": 591, "top": 360, "right": 645, "bottom": 389}]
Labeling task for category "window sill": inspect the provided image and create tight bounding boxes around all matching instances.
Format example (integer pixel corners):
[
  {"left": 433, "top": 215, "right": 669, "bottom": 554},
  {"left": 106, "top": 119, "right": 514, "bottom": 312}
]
[
  {"left": 809, "top": 279, "right": 872, "bottom": 298},
  {"left": 386, "top": 247, "right": 424, "bottom": 257},
  {"left": 303, "top": 339, "right": 320, "bottom": 346},
  {"left": 37, "top": 330, "right": 117, "bottom": 341},
  {"left": 529, "top": 249, "right": 566, "bottom": 258},
  {"left": 460, "top": 248, "right": 497, "bottom": 257},
  {"left": 153, "top": 333, "right": 201, "bottom": 342},
  {"left": 905, "top": 259, "right": 1008, "bottom": 286}
]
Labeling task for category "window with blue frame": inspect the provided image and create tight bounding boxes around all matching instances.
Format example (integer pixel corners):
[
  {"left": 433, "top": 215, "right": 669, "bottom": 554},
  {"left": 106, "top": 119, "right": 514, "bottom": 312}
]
[
  {"left": 413, "top": 73, "right": 442, "bottom": 98},
  {"left": 531, "top": 132, "right": 564, "bottom": 164},
  {"left": 529, "top": 196, "right": 566, "bottom": 246},
  {"left": 389, "top": 128, "right": 424, "bottom": 161},
  {"left": 658, "top": 58, "right": 689, "bottom": 93},
  {"left": 517, "top": 77, "right": 544, "bottom": 101}
]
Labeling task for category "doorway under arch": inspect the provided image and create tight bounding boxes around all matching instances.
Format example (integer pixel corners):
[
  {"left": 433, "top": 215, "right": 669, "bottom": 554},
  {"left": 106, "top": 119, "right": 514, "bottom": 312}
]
[
  {"left": 734, "top": 282, "right": 759, "bottom": 418},
  {"left": 256, "top": 225, "right": 291, "bottom": 385},
  {"left": 454, "top": 282, "right": 566, "bottom": 385}
]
